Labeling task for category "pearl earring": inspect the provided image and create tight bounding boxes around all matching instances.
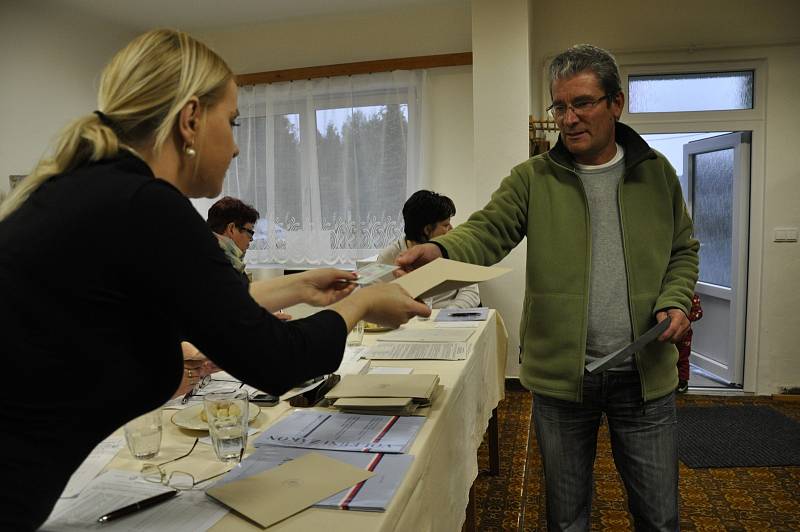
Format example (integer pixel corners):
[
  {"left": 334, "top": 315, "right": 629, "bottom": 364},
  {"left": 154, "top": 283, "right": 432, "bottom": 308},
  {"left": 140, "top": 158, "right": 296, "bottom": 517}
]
[{"left": 184, "top": 144, "right": 196, "bottom": 157}]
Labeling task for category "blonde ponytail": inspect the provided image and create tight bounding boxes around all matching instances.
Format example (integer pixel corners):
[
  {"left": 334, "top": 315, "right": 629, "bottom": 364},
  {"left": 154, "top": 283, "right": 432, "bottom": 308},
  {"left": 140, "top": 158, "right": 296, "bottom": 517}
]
[
  {"left": 0, "top": 114, "right": 120, "bottom": 221},
  {"left": 0, "top": 29, "right": 232, "bottom": 222}
]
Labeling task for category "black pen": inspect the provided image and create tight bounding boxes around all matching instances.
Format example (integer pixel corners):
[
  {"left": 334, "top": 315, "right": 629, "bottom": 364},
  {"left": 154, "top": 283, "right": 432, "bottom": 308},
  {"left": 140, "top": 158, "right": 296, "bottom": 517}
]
[
  {"left": 97, "top": 490, "right": 178, "bottom": 523},
  {"left": 450, "top": 312, "right": 481, "bottom": 317},
  {"left": 180, "top": 389, "right": 193, "bottom": 404}
]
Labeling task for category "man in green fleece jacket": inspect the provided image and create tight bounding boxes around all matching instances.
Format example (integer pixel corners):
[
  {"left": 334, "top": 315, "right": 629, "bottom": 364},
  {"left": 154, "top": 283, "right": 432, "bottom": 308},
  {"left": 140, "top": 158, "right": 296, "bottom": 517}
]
[{"left": 397, "top": 44, "right": 698, "bottom": 530}]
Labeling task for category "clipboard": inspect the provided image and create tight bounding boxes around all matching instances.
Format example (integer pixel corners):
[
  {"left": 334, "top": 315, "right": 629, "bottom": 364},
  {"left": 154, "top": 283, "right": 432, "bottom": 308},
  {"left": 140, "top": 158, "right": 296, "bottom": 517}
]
[{"left": 585, "top": 317, "right": 671, "bottom": 375}]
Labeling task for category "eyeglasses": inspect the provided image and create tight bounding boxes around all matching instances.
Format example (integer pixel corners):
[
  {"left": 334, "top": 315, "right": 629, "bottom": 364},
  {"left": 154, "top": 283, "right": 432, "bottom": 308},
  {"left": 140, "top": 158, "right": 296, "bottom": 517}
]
[
  {"left": 141, "top": 439, "right": 229, "bottom": 490},
  {"left": 238, "top": 226, "right": 255, "bottom": 238},
  {"left": 547, "top": 94, "right": 612, "bottom": 120},
  {"left": 181, "top": 374, "right": 212, "bottom": 404}
]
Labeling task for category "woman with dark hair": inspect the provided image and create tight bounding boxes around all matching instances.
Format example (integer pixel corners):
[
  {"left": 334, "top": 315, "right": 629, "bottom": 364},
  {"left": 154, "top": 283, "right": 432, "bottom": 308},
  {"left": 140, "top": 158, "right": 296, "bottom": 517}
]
[
  {"left": 377, "top": 190, "right": 480, "bottom": 308},
  {"left": 207, "top": 196, "right": 260, "bottom": 282}
]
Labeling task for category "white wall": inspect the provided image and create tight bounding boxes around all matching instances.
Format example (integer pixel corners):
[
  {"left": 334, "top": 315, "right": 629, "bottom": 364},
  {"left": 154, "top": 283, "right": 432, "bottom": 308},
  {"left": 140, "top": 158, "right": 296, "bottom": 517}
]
[
  {"left": 0, "top": 1, "right": 138, "bottom": 196},
  {"left": 529, "top": 0, "right": 800, "bottom": 394},
  {"left": 195, "top": 3, "right": 472, "bottom": 74}
]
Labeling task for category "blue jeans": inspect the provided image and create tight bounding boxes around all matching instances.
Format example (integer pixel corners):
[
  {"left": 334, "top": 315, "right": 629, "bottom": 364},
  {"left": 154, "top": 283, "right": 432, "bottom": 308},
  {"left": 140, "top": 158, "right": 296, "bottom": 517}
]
[{"left": 533, "top": 371, "right": 678, "bottom": 531}]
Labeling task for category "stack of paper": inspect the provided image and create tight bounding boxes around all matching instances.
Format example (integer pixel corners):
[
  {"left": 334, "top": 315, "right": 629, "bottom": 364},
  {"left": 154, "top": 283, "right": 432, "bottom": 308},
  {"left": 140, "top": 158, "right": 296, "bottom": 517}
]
[
  {"left": 254, "top": 411, "right": 425, "bottom": 454},
  {"left": 212, "top": 447, "right": 413, "bottom": 512},
  {"left": 206, "top": 453, "right": 374, "bottom": 528},
  {"left": 325, "top": 374, "right": 440, "bottom": 415}
]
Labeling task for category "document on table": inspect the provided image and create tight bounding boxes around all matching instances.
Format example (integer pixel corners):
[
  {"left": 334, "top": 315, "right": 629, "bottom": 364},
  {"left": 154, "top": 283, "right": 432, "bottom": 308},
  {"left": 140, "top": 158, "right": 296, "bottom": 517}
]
[
  {"left": 254, "top": 410, "right": 425, "bottom": 453},
  {"left": 206, "top": 453, "right": 373, "bottom": 529},
  {"left": 215, "top": 447, "right": 413, "bottom": 512},
  {"left": 333, "top": 346, "right": 370, "bottom": 376},
  {"left": 364, "top": 342, "right": 468, "bottom": 361},
  {"left": 368, "top": 366, "right": 414, "bottom": 375},
  {"left": 162, "top": 374, "right": 244, "bottom": 409},
  {"left": 59, "top": 434, "right": 124, "bottom": 498},
  {"left": 377, "top": 328, "right": 475, "bottom": 343},
  {"left": 42, "top": 470, "right": 227, "bottom": 532}
]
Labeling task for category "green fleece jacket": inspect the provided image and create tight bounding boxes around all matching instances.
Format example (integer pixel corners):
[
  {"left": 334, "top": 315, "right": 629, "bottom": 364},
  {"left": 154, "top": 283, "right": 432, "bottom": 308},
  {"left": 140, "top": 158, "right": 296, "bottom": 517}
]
[{"left": 434, "top": 122, "right": 699, "bottom": 402}]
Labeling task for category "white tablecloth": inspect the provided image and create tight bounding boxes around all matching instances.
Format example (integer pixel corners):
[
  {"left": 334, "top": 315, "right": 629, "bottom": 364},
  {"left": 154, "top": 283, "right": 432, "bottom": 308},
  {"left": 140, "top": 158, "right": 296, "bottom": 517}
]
[{"left": 106, "top": 310, "right": 508, "bottom": 532}]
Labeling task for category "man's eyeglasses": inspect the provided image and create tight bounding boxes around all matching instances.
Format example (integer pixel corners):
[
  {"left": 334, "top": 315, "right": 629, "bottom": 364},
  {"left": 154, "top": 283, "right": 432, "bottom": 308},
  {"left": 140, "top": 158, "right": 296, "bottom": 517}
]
[
  {"left": 238, "top": 226, "right": 255, "bottom": 238},
  {"left": 141, "top": 439, "right": 229, "bottom": 490},
  {"left": 547, "top": 94, "right": 612, "bottom": 120}
]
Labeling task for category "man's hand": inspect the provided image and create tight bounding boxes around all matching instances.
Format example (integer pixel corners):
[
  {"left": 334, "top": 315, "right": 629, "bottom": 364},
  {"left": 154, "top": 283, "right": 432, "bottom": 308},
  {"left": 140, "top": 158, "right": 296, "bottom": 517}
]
[
  {"left": 297, "top": 268, "right": 358, "bottom": 306},
  {"left": 656, "top": 308, "right": 690, "bottom": 343},
  {"left": 394, "top": 243, "right": 443, "bottom": 277}
]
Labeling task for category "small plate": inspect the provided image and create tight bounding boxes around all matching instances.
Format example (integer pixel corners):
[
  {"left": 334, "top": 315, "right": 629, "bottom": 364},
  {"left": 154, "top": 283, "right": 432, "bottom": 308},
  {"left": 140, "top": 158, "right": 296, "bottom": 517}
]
[{"left": 171, "top": 403, "right": 260, "bottom": 431}]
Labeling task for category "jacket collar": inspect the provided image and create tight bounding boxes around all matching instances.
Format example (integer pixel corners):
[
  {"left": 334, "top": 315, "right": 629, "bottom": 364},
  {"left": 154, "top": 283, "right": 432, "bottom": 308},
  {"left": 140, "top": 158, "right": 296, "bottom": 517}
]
[{"left": 547, "top": 121, "right": 656, "bottom": 171}]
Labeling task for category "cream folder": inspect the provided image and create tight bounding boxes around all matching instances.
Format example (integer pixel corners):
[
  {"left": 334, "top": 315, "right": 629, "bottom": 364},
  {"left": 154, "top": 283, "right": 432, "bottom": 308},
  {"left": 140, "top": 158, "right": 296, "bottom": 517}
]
[
  {"left": 206, "top": 452, "right": 374, "bottom": 529},
  {"left": 325, "top": 374, "right": 439, "bottom": 401},
  {"left": 391, "top": 257, "right": 510, "bottom": 300}
]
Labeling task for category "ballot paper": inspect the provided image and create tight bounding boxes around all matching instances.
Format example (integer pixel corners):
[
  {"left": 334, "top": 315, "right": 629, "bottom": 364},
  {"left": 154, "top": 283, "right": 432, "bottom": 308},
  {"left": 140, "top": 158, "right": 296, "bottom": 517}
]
[
  {"left": 377, "top": 328, "right": 475, "bottom": 343},
  {"left": 585, "top": 317, "right": 672, "bottom": 375},
  {"left": 392, "top": 258, "right": 510, "bottom": 300},
  {"left": 42, "top": 470, "right": 226, "bottom": 532},
  {"left": 332, "top": 346, "right": 370, "bottom": 376},
  {"left": 254, "top": 410, "right": 425, "bottom": 453},
  {"left": 214, "top": 447, "right": 413, "bottom": 512},
  {"left": 354, "top": 263, "right": 398, "bottom": 285},
  {"left": 364, "top": 342, "right": 468, "bottom": 361},
  {"left": 59, "top": 435, "right": 125, "bottom": 499}
]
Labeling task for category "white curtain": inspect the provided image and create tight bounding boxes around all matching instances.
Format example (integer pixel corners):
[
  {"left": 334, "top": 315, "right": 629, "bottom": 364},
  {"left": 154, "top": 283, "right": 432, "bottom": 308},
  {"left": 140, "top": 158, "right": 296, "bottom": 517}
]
[{"left": 223, "top": 70, "right": 426, "bottom": 267}]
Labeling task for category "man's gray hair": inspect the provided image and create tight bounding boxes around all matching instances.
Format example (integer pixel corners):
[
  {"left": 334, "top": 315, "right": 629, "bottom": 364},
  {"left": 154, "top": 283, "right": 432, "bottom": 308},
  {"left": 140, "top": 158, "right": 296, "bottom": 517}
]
[{"left": 549, "top": 44, "right": 621, "bottom": 97}]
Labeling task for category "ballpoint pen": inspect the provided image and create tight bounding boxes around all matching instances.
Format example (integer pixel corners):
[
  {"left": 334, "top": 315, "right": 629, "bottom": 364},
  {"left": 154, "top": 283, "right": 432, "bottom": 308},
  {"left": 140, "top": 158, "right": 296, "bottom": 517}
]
[
  {"left": 180, "top": 385, "right": 195, "bottom": 405},
  {"left": 97, "top": 490, "right": 178, "bottom": 523},
  {"left": 449, "top": 312, "right": 481, "bottom": 317}
]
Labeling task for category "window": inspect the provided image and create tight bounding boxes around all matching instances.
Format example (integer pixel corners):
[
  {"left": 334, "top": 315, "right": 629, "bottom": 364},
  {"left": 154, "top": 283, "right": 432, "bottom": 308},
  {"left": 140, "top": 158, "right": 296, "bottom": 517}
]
[
  {"left": 628, "top": 70, "right": 754, "bottom": 113},
  {"left": 224, "top": 71, "right": 424, "bottom": 267}
]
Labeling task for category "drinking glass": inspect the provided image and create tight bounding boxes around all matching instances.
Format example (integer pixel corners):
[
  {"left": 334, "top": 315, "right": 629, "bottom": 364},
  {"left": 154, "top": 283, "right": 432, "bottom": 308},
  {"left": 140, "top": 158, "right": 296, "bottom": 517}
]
[
  {"left": 124, "top": 408, "right": 163, "bottom": 460},
  {"left": 347, "top": 320, "right": 365, "bottom": 346},
  {"left": 203, "top": 390, "right": 249, "bottom": 462}
]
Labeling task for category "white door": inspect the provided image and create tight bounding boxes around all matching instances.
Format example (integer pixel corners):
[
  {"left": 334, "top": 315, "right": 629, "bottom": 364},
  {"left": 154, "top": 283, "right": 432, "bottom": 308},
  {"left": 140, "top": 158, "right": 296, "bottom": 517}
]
[{"left": 683, "top": 132, "right": 750, "bottom": 386}]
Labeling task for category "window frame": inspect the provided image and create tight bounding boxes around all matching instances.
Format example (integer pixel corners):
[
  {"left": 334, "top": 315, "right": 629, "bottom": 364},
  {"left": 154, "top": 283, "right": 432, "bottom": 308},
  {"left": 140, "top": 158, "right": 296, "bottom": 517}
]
[{"left": 619, "top": 59, "right": 766, "bottom": 125}]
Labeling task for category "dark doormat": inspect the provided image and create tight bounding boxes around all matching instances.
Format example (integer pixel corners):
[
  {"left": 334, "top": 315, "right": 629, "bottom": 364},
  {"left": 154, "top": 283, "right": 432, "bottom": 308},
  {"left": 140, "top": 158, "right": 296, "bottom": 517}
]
[{"left": 677, "top": 405, "right": 800, "bottom": 468}]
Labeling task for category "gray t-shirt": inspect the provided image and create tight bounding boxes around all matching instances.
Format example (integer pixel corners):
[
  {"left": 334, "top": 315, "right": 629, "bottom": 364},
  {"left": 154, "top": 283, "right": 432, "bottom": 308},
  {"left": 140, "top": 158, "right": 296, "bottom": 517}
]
[{"left": 576, "top": 144, "right": 634, "bottom": 371}]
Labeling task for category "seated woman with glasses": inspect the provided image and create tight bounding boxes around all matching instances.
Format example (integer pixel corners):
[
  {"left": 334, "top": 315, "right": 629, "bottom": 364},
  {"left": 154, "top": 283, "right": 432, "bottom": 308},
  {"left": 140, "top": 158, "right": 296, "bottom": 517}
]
[
  {"left": 0, "top": 29, "right": 430, "bottom": 530},
  {"left": 206, "top": 196, "right": 259, "bottom": 286},
  {"left": 377, "top": 190, "right": 480, "bottom": 309}
]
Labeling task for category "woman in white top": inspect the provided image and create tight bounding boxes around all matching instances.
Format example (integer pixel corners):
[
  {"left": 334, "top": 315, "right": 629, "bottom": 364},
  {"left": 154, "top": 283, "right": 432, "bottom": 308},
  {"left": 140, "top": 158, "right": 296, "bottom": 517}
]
[{"left": 377, "top": 190, "right": 480, "bottom": 309}]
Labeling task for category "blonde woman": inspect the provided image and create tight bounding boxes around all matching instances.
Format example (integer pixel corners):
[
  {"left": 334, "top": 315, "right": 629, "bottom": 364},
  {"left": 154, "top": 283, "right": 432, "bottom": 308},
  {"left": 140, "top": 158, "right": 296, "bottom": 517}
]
[{"left": 0, "top": 29, "right": 428, "bottom": 529}]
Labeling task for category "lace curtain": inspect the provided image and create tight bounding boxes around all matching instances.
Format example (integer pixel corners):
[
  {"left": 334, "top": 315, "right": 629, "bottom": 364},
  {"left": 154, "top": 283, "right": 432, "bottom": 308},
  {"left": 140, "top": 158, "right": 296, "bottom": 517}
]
[{"left": 222, "top": 70, "right": 426, "bottom": 267}]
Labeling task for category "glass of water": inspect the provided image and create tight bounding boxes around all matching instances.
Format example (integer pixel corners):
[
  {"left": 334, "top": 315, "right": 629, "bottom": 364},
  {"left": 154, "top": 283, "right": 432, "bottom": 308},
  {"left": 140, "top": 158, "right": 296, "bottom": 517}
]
[
  {"left": 204, "top": 390, "right": 249, "bottom": 463},
  {"left": 347, "top": 320, "right": 365, "bottom": 346},
  {"left": 124, "top": 408, "right": 163, "bottom": 460}
]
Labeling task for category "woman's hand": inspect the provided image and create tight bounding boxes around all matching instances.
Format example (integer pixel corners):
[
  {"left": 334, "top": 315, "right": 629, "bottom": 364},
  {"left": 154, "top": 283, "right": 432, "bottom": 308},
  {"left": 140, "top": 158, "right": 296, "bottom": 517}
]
[
  {"left": 296, "top": 268, "right": 358, "bottom": 306},
  {"left": 359, "top": 283, "right": 432, "bottom": 328},
  {"left": 172, "top": 342, "right": 220, "bottom": 398},
  {"left": 329, "top": 283, "right": 431, "bottom": 330}
]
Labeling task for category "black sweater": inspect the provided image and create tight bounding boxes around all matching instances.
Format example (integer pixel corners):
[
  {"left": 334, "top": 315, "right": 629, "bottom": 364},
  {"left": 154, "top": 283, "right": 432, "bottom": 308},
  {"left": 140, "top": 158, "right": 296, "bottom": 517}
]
[{"left": 0, "top": 153, "right": 346, "bottom": 529}]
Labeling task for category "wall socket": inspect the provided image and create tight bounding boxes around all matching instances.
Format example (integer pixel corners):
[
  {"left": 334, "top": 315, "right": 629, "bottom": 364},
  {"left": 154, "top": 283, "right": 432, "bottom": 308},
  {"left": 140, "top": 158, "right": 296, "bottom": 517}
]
[{"left": 773, "top": 227, "right": 798, "bottom": 242}]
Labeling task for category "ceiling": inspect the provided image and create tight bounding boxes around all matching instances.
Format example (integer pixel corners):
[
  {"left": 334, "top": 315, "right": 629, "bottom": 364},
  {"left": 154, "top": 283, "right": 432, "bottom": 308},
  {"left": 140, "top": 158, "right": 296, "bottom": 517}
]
[{"left": 53, "top": 0, "right": 468, "bottom": 32}]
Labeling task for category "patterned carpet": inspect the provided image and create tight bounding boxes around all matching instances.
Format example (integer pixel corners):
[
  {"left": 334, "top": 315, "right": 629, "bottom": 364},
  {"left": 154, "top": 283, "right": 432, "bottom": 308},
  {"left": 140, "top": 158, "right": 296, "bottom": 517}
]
[{"left": 474, "top": 384, "right": 800, "bottom": 531}]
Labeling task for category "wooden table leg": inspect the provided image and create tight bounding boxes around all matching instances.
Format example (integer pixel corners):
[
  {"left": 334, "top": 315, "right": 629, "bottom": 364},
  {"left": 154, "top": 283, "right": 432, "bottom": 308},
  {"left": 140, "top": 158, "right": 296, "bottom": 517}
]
[
  {"left": 461, "top": 483, "right": 476, "bottom": 532},
  {"left": 488, "top": 407, "right": 500, "bottom": 476}
]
